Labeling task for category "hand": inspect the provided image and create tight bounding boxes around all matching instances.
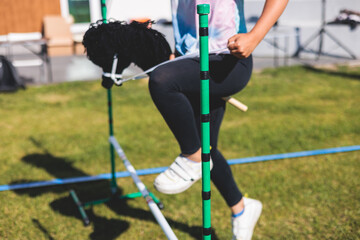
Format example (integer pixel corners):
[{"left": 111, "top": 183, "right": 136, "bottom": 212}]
[
  {"left": 227, "top": 33, "right": 258, "bottom": 59},
  {"left": 169, "top": 53, "right": 175, "bottom": 60}
]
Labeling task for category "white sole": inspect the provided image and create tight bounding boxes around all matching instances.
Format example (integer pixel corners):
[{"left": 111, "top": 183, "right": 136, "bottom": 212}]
[
  {"left": 154, "top": 180, "right": 197, "bottom": 194},
  {"left": 153, "top": 156, "right": 213, "bottom": 195}
]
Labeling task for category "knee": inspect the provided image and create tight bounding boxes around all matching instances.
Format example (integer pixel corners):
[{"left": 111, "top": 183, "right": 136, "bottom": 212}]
[{"left": 148, "top": 66, "right": 174, "bottom": 93}]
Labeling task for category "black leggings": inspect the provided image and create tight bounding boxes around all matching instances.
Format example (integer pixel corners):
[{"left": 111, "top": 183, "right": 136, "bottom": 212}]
[{"left": 148, "top": 54, "right": 252, "bottom": 207}]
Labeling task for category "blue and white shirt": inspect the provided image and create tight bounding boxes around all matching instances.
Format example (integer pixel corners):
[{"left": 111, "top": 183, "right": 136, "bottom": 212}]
[{"left": 171, "top": 0, "right": 247, "bottom": 55}]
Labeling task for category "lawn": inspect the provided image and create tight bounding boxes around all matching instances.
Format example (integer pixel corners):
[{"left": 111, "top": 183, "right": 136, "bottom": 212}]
[{"left": 0, "top": 65, "right": 359, "bottom": 240}]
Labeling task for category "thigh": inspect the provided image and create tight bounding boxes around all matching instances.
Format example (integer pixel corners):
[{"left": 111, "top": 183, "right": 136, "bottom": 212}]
[
  {"left": 150, "top": 54, "right": 252, "bottom": 98},
  {"left": 149, "top": 57, "right": 200, "bottom": 93},
  {"left": 208, "top": 54, "right": 253, "bottom": 97}
]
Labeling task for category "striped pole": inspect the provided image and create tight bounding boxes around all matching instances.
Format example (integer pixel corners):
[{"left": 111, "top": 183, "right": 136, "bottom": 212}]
[
  {"left": 107, "top": 87, "right": 117, "bottom": 193},
  {"left": 197, "top": 4, "right": 211, "bottom": 240},
  {"left": 100, "top": 0, "right": 117, "bottom": 193}
]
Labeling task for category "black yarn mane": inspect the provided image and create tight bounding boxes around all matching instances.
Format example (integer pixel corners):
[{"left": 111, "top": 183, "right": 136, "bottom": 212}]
[{"left": 83, "top": 20, "right": 172, "bottom": 73}]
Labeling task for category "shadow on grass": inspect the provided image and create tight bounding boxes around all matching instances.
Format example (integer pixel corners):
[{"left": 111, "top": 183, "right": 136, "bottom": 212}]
[
  {"left": 302, "top": 65, "right": 360, "bottom": 81},
  {"left": 32, "top": 219, "right": 55, "bottom": 240},
  {"left": 106, "top": 197, "right": 220, "bottom": 240},
  {"left": 10, "top": 152, "right": 90, "bottom": 196},
  {"left": 10, "top": 138, "right": 220, "bottom": 239},
  {"left": 50, "top": 195, "right": 130, "bottom": 240}
]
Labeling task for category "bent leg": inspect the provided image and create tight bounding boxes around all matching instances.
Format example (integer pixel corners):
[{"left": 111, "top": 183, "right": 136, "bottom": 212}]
[
  {"left": 148, "top": 58, "right": 201, "bottom": 155},
  {"left": 149, "top": 55, "right": 252, "bottom": 207},
  {"left": 194, "top": 97, "right": 243, "bottom": 207}
]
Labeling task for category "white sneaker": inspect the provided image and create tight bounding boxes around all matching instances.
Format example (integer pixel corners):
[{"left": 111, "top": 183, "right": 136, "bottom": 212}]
[
  {"left": 154, "top": 155, "right": 213, "bottom": 194},
  {"left": 232, "top": 197, "right": 262, "bottom": 240}
]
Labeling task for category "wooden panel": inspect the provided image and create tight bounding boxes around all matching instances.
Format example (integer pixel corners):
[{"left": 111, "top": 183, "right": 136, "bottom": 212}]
[
  {"left": 43, "top": 0, "right": 61, "bottom": 14},
  {"left": 0, "top": 0, "right": 61, "bottom": 35},
  {"left": 12, "top": 0, "right": 29, "bottom": 32},
  {"left": 0, "top": 0, "right": 10, "bottom": 35}
]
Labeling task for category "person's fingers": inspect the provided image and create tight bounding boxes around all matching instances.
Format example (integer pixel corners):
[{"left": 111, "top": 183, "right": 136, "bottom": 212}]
[
  {"left": 229, "top": 44, "right": 247, "bottom": 58},
  {"left": 227, "top": 41, "right": 237, "bottom": 50},
  {"left": 227, "top": 36, "right": 237, "bottom": 48},
  {"left": 228, "top": 34, "right": 251, "bottom": 58},
  {"left": 229, "top": 45, "right": 243, "bottom": 54},
  {"left": 227, "top": 36, "right": 235, "bottom": 44},
  {"left": 230, "top": 51, "right": 245, "bottom": 59}
]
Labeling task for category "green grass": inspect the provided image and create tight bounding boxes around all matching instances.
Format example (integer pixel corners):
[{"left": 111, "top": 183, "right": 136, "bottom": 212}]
[{"left": 0, "top": 65, "right": 359, "bottom": 239}]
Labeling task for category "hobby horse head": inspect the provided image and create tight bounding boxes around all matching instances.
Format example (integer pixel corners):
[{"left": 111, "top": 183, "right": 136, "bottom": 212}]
[{"left": 83, "top": 20, "right": 172, "bottom": 89}]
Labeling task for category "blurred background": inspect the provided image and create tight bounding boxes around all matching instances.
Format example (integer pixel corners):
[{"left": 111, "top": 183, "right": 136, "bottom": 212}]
[{"left": 0, "top": 0, "right": 359, "bottom": 84}]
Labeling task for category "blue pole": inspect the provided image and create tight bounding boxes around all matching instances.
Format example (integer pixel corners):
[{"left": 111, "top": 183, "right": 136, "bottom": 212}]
[{"left": 1, "top": 145, "right": 359, "bottom": 192}]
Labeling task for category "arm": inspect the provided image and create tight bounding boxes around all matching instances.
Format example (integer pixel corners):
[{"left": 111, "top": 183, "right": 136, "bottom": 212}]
[{"left": 228, "top": 0, "right": 289, "bottom": 58}]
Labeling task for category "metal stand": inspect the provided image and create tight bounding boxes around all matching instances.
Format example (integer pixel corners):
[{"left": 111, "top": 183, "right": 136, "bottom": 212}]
[
  {"left": 69, "top": 2, "right": 177, "bottom": 239},
  {"left": 294, "top": 0, "right": 356, "bottom": 59},
  {"left": 0, "top": 38, "right": 53, "bottom": 83},
  {"left": 69, "top": 88, "right": 164, "bottom": 226},
  {"left": 262, "top": 24, "right": 293, "bottom": 67}
]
